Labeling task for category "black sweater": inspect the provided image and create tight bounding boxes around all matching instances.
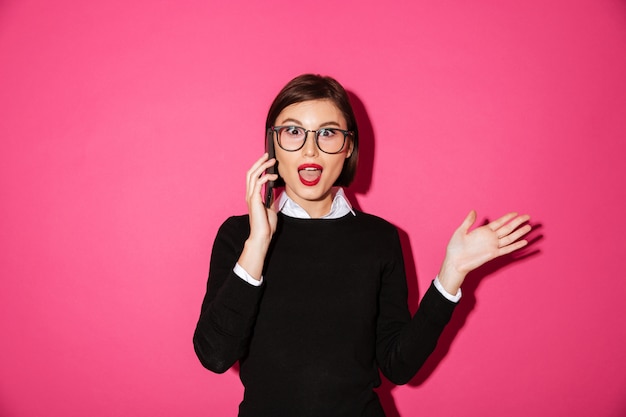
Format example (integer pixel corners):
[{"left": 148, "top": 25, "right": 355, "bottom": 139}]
[{"left": 193, "top": 211, "right": 457, "bottom": 417}]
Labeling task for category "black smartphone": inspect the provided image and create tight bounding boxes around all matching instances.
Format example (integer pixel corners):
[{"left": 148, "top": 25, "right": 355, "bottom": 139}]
[{"left": 264, "top": 128, "right": 276, "bottom": 208}]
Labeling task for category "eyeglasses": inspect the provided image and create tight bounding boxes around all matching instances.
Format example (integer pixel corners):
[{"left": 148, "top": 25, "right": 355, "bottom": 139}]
[{"left": 270, "top": 125, "right": 353, "bottom": 154}]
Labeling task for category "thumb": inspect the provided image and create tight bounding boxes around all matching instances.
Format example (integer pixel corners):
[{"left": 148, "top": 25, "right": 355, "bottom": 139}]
[{"left": 459, "top": 210, "right": 477, "bottom": 233}]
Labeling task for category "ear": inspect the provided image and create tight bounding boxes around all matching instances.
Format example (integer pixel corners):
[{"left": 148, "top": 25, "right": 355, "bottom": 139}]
[{"left": 345, "top": 138, "right": 354, "bottom": 159}]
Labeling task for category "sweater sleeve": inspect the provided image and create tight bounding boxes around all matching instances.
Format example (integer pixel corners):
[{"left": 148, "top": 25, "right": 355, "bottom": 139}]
[
  {"left": 193, "top": 216, "right": 264, "bottom": 374},
  {"left": 375, "top": 228, "right": 457, "bottom": 385}
]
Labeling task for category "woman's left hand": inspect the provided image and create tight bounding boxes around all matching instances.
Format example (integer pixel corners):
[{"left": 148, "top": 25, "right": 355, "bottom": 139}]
[{"left": 437, "top": 210, "right": 532, "bottom": 295}]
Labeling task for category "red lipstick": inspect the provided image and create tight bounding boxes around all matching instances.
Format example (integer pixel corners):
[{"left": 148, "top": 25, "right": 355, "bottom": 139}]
[{"left": 298, "top": 163, "right": 323, "bottom": 186}]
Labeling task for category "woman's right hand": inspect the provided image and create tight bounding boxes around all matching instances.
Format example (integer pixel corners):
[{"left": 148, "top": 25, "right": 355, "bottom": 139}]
[{"left": 238, "top": 153, "right": 279, "bottom": 281}]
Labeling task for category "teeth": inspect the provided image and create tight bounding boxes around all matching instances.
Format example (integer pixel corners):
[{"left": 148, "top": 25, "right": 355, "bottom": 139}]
[{"left": 302, "top": 167, "right": 319, "bottom": 171}]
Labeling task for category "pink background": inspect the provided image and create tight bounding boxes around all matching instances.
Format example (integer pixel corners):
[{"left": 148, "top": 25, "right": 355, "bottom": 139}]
[{"left": 1, "top": 0, "right": 625, "bottom": 416}]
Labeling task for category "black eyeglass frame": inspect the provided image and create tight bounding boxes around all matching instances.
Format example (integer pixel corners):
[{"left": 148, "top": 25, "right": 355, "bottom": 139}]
[{"left": 269, "top": 125, "right": 354, "bottom": 155}]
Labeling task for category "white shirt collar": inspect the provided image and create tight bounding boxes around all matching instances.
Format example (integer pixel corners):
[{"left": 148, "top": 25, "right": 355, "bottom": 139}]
[{"left": 276, "top": 187, "right": 355, "bottom": 219}]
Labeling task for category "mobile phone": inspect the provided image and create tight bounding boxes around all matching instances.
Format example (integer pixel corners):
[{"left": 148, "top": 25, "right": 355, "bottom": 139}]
[{"left": 264, "top": 128, "right": 276, "bottom": 208}]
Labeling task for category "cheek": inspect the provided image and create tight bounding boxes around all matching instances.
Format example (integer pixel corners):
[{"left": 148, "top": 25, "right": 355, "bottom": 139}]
[
  {"left": 277, "top": 163, "right": 287, "bottom": 179},
  {"left": 327, "top": 156, "right": 348, "bottom": 176},
  {"left": 275, "top": 153, "right": 292, "bottom": 178}
]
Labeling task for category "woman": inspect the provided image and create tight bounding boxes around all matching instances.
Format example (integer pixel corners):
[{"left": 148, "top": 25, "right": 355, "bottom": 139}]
[{"left": 193, "top": 74, "right": 531, "bottom": 416}]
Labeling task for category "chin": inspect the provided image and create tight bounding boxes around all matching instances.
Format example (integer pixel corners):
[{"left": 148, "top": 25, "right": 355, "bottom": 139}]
[{"left": 289, "top": 183, "right": 331, "bottom": 202}]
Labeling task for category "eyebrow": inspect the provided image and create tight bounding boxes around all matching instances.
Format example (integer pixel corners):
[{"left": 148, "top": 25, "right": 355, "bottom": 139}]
[{"left": 278, "top": 118, "right": 342, "bottom": 128}]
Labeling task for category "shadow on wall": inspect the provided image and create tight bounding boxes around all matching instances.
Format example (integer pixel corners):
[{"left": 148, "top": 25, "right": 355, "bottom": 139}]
[
  {"left": 344, "top": 90, "right": 375, "bottom": 208},
  {"left": 344, "top": 89, "right": 408, "bottom": 416}
]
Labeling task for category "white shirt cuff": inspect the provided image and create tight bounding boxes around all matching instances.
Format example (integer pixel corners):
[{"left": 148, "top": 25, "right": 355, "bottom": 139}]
[
  {"left": 433, "top": 275, "right": 462, "bottom": 303},
  {"left": 233, "top": 263, "right": 263, "bottom": 286}
]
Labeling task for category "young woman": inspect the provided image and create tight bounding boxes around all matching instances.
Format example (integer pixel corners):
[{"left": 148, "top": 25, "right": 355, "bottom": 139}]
[{"left": 193, "top": 74, "right": 531, "bottom": 416}]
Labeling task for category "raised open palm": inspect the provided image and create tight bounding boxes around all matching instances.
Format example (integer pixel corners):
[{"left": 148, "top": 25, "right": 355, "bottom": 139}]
[{"left": 438, "top": 210, "right": 531, "bottom": 294}]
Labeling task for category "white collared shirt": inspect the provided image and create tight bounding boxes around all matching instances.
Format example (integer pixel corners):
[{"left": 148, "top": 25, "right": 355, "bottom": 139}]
[
  {"left": 234, "top": 188, "right": 461, "bottom": 302},
  {"left": 277, "top": 187, "right": 355, "bottom": 219}
]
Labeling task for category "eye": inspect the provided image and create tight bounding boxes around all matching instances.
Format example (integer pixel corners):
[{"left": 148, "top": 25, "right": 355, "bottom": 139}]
[
  {"left": 317, "top": 128, "right": 337, "bottom": 138},
  {"left": 283, "top": 126, "right": 304, "bottom": 137}
]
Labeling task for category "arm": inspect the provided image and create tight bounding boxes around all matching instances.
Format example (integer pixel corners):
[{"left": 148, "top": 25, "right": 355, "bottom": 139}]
[
  {"left": 193, "top": 217, "right": 263, "bottom": 373},
  {"left": 377, "top": 211, "right": 531, "bottom": 384},
  {"left": 376, "top": 230, "right": 456, "bottom": 385},
  {"left": 193, "top": 154, "right": 279, "bottom": 373},
  {"left": 237, "top": 153, "right": 278, "bottom": 280}
]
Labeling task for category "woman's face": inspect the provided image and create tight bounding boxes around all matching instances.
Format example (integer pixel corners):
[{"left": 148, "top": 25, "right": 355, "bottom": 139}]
[{"left": 273, "top": 99, "right": 353, "bottom": 218}]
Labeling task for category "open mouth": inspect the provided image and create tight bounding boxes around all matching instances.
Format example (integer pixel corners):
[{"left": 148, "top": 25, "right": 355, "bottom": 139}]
[{"left": 298, "top": 164, "right": 322, "bottom": 186}]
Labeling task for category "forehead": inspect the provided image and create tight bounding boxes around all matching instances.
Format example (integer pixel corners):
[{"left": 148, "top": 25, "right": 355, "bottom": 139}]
[{"left": 275, "top": 99, "right": 346, "bottom": 126}]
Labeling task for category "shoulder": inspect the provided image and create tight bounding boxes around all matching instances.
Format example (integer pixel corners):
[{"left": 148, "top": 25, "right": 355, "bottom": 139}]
[
  {"left": 221, "top": 214, "right": 250, "bottom": 227},
  {"left": 345, "top": 211, "right": 404, "bottom": 261},
  {"left": 216, "top": 215, "right": 250, "bottom": 240},
  {"left": 350, "top": 210, "right": 401, "bottom": 243},
  {"left": 353, "top": 210, "right": 398, "bottom": 232}
]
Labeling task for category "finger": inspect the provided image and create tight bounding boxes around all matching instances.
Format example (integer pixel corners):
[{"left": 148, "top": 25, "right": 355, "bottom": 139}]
[
  {"left": 496, "top": 214, "right": 531, "bottom": 238},
  {"left": 246, "top": 156, "right": 276, "bottom": 197},
  {"left": 246, "top": 153, "right": 270, "bottom": 177},
  {"left": 488, "top": 212, "right": 518, "bottom": 232},
  {"left": 246, "top": 154, "right": 273, "bottom": 183},
  {"left": 459, "top": 210, "right": 477, "bottom": 233},
  {"left": 248, "top": 160, "right": 276, "bottom": 188},
  {"left": 499, "top": 224, "right": 532, "bottom": 247},
  {"left": 249, "top": 172, "right": 278, "bottom": 202},
  {"left": 246, "top": 158, "right": 266, "bottom": 196},
  {"left": 498, "top": 238, "right": 528, "bottom": 255}
]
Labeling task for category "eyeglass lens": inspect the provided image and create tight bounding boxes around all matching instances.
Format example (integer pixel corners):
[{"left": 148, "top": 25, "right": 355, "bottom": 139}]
[{"left": 276, "top": 126, "right": 346, "bottom": 154}]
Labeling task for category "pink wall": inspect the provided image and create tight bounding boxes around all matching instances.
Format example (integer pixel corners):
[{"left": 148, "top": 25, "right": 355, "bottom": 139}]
[{"left": 1, "top": 0, "right": 625, "bottom": 416}]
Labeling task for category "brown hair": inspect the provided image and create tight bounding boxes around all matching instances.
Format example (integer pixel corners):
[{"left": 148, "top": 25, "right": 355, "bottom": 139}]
[{"left": 265, "top": 74, "right": 359, "bottom": 187}]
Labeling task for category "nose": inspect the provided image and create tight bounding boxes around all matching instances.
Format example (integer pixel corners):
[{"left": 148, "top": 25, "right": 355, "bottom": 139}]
[{"left": 301, "top": 131, "right": 319, "bottom": 157}]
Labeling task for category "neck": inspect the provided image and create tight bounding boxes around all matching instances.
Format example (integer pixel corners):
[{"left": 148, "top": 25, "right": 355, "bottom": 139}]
[{"left": 285, "top": 188, "right": 335, "bottom": 219}]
